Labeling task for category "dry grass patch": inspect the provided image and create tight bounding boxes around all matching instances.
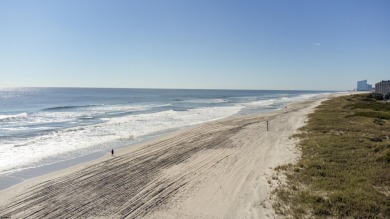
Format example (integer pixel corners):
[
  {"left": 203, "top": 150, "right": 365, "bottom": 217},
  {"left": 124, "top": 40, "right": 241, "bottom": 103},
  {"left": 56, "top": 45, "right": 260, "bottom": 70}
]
[{"left": 273, "top": 94, "right": 390, "bottom": 218}]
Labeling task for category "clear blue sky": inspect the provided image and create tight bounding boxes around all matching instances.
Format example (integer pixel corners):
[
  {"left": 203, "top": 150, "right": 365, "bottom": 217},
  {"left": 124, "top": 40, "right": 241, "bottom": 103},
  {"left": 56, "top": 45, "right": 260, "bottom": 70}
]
[{"left": 1, "top": 0, "right": 389, "bottom": 90}]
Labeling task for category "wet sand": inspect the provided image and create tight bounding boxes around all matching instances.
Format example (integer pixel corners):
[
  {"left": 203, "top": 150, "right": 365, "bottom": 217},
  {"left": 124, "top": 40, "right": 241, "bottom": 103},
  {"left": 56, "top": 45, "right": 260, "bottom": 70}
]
[{"left": 0, "top": 97, "right": 330, "bottom": 218}]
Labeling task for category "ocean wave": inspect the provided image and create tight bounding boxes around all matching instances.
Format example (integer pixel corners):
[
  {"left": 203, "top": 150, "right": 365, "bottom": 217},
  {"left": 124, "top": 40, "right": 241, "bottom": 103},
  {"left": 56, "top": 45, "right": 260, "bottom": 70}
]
[
  {"left": 183, "top": 99, "right": 229, "bottom": 104},
  {"left": 280, "top": 93, "right": 321, "bottom": 102},
  {"left": 244, "top": 99, "right": 277, "bottom": 106},
  {"left": 43, "top": 104, "right": 104, "bottom": 111},
  {"left": 243, "top": 93, "right": 322, "bottom": 108},
  {"left": 0, "top": 113, "right": 28, "bottom": 121},
  {"left": 0, "top": 105, "right": 243, "bottom": 174}
]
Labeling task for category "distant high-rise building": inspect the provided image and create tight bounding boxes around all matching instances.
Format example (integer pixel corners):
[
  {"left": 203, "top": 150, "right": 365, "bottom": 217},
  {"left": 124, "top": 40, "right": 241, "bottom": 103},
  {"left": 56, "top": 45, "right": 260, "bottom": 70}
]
[
  {"left": 375, "top": 80, "right": 390, "bottom": 94},
  {"left": 357, "top": 80, "right": 372, "bottom": 91}
]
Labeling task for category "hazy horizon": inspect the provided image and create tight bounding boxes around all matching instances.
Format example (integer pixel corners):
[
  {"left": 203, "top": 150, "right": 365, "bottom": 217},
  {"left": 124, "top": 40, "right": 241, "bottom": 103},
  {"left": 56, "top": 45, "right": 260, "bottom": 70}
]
[{"left": 0, "top": 86, "right": 342, "bottom": 92}]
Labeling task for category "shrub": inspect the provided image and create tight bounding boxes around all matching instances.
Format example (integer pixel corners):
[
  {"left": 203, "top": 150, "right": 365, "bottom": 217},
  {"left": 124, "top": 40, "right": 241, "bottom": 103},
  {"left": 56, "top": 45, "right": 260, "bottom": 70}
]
[
  {"left": 385, "top": 93, "right": 390, "bottom": 100},
  {"left": 372, "top": 93, "right": 384, "bottom": 100}
]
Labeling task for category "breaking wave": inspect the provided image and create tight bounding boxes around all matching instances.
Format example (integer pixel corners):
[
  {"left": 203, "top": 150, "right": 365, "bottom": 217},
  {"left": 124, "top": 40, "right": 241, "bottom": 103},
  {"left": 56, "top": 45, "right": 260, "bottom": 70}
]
[{"left": 0, "top": 113, "right": 28, "bottom": 121}]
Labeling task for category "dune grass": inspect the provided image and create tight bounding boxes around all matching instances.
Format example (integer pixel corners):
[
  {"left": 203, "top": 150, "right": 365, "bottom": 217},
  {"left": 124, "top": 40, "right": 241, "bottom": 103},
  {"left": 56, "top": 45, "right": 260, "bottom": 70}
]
[{"left": 273, "top": 94, "right": 390, "bottom": 218}]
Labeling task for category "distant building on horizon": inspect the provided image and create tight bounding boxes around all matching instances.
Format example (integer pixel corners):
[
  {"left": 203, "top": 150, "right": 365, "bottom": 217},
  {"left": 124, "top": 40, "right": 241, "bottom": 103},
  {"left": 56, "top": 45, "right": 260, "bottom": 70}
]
[
  {"left": 357, "top": 80, "right": 372, "bottom": 91},
  {"left": 375, "top": 80, "right": 390, "bottom": 94}
]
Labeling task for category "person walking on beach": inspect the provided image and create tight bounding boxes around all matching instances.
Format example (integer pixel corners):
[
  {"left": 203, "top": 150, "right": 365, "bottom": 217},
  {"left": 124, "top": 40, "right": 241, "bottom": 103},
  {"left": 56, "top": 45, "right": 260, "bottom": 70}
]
[{"left": 111, "top": 149, "right": 114, "bottom": 156}]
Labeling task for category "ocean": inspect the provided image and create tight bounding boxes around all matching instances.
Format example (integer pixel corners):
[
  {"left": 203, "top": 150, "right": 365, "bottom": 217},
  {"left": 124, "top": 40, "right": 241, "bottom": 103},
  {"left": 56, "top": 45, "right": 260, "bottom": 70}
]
[{"left": 0, "top": 88, "right": 333, "bottom": 176}]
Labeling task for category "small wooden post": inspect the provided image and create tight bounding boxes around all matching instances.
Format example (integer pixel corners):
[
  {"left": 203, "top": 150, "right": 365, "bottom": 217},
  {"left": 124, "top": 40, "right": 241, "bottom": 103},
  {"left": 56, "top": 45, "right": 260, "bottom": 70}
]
[{"left": 266, "top": 121, "right": 269, "bottom": 131}]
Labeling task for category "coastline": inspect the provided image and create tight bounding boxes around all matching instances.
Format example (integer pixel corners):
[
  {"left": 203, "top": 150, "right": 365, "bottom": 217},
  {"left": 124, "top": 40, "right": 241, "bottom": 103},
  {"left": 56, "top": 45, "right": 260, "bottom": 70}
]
[
  {"left": 0, "top": 93, "right": 336, "bottom": 191},
  {"left": 0, "top": 127, "right": 184, "bottom": 191},
  {"left": 0, "top": 93, "right": 347, "bottom": 218}
]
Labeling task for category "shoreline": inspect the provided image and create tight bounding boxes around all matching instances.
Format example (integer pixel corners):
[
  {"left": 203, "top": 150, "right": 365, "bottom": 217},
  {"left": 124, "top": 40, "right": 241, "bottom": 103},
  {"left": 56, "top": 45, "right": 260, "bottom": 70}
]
[
  {"left": 0, "top": 93, "right": 348, "bottom": 218},
  {"left": 0, "top": 127, "right": 184, "bottom": 191},
  {"left": 0, "top": 94, "right": 331, "bottom": 191}
]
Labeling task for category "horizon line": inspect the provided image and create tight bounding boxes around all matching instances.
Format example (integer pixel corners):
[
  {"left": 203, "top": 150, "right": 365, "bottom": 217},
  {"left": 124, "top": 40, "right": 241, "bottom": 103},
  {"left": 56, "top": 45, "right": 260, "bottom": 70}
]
[{"left": 0, "top": 86, "right": 342, "bottom": 92}]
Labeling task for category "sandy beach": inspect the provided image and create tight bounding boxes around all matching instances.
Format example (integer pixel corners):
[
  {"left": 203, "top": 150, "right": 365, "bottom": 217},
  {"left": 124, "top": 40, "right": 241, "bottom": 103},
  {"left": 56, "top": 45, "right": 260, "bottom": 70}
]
[{"left": 0, "top": 96, "right": 329, "bottom": 218}]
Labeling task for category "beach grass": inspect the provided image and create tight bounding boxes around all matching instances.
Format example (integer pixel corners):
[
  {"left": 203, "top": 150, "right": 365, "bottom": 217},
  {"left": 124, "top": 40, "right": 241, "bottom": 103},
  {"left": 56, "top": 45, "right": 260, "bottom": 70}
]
[{"left": 273, "top": 94, "right": 390, "bottom": 218}]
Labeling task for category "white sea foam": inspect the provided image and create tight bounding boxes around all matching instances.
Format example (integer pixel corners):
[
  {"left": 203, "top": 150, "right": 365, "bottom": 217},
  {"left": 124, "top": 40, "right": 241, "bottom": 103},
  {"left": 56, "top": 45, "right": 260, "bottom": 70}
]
[
  {"left": 0, "top": 105, "right": 243, "bottom": 174},
  {"left": 244, "top": 93, "right": 322, "bottom": 108},
  {"left": 2, "top": 104, "right": 169, "bottom": 127},
  {"left": 183, "top": 99, "right": 229, "bottom": 104},
  {"left": 0, "top": 113, "right": 28, "bottom": 121},
  {"left": 244, "top": 99, "right": 277, "bottom": 106}
]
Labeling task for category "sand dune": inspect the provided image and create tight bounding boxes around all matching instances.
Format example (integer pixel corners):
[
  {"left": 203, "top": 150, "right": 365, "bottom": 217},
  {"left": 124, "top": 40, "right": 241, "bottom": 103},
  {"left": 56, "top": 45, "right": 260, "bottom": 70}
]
[{"left": 0, "top": 98, "right": 326, "bottom": 218}]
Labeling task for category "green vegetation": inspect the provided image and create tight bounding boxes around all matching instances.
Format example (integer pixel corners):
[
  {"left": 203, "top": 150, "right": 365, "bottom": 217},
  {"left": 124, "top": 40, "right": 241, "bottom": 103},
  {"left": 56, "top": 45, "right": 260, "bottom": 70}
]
[
  {"left": 274, "top": 94, "right": 390, "bottom": 218},
  {"left": 372, "top": 93, "right": 390, "bottom": 101}
]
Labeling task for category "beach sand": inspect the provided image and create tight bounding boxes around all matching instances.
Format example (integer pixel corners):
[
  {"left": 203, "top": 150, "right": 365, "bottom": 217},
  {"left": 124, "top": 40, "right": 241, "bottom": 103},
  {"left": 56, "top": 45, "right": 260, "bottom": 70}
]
[{"left": 0, "top": 96, "right": 331, "bottom": 218}]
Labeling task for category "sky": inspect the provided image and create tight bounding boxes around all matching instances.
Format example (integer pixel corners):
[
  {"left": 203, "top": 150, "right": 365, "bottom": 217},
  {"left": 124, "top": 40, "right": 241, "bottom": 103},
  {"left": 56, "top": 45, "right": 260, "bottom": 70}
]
[{"left": 0, "top": 0, "right": 389, "bottom": 91}]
